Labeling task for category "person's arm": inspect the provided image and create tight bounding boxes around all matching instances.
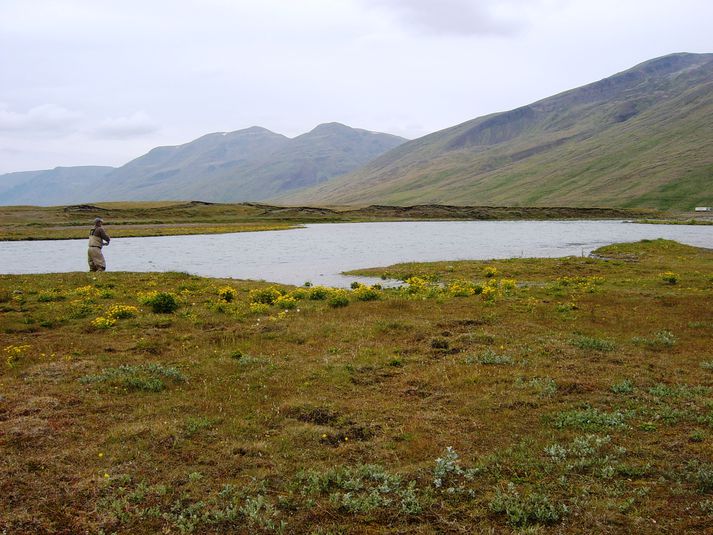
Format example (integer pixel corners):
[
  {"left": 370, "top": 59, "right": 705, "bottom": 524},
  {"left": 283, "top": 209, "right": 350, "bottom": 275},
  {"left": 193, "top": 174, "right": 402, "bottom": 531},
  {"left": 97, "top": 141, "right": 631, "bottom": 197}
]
[{"left": 97, "top": 227, "right": 110, "bottom": 245}]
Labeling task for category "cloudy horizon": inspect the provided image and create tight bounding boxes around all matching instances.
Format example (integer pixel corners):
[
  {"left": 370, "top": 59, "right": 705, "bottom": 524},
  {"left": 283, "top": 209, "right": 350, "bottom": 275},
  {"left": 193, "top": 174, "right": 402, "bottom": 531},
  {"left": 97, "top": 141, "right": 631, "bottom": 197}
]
[{"left": 1, "top": 0, "right": 712, "bottom": 174}]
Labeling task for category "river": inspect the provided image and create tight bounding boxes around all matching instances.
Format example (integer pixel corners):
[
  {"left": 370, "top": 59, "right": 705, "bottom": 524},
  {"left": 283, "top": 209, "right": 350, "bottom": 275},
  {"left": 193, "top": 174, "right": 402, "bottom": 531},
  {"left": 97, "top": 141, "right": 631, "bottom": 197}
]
[{"left": 0, "top": 221, "right": 711, "bottom": 287}]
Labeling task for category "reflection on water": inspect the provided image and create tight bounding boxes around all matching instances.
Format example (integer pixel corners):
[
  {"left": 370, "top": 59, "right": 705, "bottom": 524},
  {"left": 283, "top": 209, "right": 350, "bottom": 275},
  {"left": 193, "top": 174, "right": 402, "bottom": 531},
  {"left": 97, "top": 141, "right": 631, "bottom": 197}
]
[{"left": 1, "top": 221, "right": 711, "bottom": 287}]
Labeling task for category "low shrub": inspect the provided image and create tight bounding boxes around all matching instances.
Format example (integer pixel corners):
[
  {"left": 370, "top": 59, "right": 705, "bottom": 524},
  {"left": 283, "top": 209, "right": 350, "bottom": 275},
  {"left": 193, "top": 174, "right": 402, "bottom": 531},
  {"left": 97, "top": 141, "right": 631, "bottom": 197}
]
[
  {"left": 404, "top": 276, "right": 431, "bottom": 293},
  {"left": 183, "top": 416, "right": 215, "bottom": 438},
  {"left": 481, "top": 284, "right": 498, "bottom": 301},
  {"left": 68, "top": 300, "right": 95, "bottom": 319},
  {"left": 248, "top": 286, "right": 283, "bottom": 305},
  {"left": 517, "top": 377, "right": 557, "bottom": 397},
  {"left": 289, "top": 288, "right": 309, "bottom": 300},
  {"left": 610, "top": 379, "right": 634, "bottom": 394},
  {"left": 91, "top": 316, "right": 116, "bottom": 329},
  {"left": 37, "top": 290, "right": 66, "bottom": 302},
  {"left": 275, "top": 295, "right": 298, "bottom": 310},
  {"left": 632, "top": 330, "right": 677, "bottom": 349},
  {"left": 297, "top": 464, "right": 422, "bottom": 516},
  {"left": 80, "top": 363, "right": 186, "bottom": 393},
  {"left": 431, "top": 337, "right": 449, "bottom": 350},
  {"left": 327, "top": 290, "right": 349, "bottom": 308},
  {"left": 689, "top": 461, "right": 713, "bottom": 493},
  {"left": 556, "top": 302, "right": 578, "bottom": 313},
  {"left": 4, "top": 344, "right": 31, "bottom": 368},
  {"left": 469, "top": 349, "right": 513, "bottom": 365},
  {"left": 447, "top": 280, "right": 477, "bottom": 297},
  {"left": 489, "top": 482, "right": 567, "bottom": 526},
  {"left": 483, "top": 266, "right": 498, "bottom": 278},
  {"left": 139, "top": 291, "right": 179, "bottom": 314},
  {"left": 660, "top": 271, "right": 679, "bottom": 284},
  {"left": 308, "top": 286, "right": 331, "bottom": 301},
  {"left": 217, "top": 286, "right": 237, "bottom": 302},
  {"left": 107, "top": 304, "right": 139, "bottom": 319},
  {"left": 570, "top": 335, "right": 615, "bottom": 352},
  {"left": 352, "top": 285, "right": 381, "bottom": 301},
  {"left": 551, "top": 406, "right": 628, "bottom": 430},
  {"left": 647, "top": 383, "right": 709, "bottom": 398},
  {"left": 499, "top": 278, "right": 517, "bottom": 291}
]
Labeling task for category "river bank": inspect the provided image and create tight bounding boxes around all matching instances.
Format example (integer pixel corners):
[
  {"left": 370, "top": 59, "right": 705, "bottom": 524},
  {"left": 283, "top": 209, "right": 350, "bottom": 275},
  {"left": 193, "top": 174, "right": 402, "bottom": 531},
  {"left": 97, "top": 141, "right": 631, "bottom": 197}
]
[{"left": 0, "top": 201, "right": 659, "bottom": 241}]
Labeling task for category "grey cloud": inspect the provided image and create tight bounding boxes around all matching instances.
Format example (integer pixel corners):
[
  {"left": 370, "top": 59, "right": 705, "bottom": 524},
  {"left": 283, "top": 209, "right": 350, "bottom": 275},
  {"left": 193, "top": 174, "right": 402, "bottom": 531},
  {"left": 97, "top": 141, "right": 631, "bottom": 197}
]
[
  {"left": 0, "top": 103, "right": 82, "bottom": 134},
  {"left": 360, "top": 0, "right": 527, "bottom": 36},
  {"left": 92, "top": 112, "right": 159, "bottom": 139}
]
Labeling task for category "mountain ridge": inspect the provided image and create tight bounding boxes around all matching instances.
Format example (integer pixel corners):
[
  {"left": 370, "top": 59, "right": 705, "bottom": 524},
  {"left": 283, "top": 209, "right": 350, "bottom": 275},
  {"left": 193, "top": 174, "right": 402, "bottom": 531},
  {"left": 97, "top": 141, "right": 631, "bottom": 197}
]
[
  {"left": 278, "top": 52, "right": 713, "bottom": 209},
  {"left": 0, "top": 124, "right": 407, "bottom": 206},
  {"left": 3, "top": 53, "right": 712, "bottom": 209}
]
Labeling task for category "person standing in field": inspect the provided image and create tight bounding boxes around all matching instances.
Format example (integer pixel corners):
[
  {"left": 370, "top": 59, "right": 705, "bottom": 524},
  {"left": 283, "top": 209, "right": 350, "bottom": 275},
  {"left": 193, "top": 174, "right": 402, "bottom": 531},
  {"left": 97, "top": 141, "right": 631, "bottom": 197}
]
[{"left": 88, "top": 217, "right": 110, "bottom": 272}]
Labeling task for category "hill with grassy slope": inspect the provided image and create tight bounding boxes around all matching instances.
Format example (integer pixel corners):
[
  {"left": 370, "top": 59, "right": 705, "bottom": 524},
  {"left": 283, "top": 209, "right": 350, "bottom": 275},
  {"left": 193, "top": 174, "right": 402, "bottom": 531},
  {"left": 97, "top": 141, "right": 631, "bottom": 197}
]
[
  {"left": 279, "top": 53, "right": 713, "bottom": 210},
  {"left": 0, "top": 124, "right": 406, "bottom": 206}
]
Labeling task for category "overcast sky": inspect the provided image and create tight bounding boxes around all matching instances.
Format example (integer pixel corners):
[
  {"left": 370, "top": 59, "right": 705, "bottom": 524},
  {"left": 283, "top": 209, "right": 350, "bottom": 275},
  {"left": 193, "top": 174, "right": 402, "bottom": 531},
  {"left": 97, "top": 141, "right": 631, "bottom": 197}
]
[{"left": 1, "top": 0, "right": 711, "bottom": 174}]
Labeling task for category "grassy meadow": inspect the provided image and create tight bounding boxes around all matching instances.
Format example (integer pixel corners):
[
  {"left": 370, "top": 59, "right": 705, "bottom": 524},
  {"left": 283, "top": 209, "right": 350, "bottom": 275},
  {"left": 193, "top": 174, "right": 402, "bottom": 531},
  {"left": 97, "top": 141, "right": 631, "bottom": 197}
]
[
  {"left": 0, "top": 202, "right": 302, "bottom": 241},
  {"left": 1, "top": 239, "right": 712, "bottom": 533}
]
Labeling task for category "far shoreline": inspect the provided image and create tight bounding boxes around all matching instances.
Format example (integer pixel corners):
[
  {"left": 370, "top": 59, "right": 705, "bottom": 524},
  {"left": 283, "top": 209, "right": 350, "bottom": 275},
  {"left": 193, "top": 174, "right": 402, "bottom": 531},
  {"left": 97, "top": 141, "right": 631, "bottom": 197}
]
[{"left": 0, "top": 200, "right": 683, "bottom": 241}]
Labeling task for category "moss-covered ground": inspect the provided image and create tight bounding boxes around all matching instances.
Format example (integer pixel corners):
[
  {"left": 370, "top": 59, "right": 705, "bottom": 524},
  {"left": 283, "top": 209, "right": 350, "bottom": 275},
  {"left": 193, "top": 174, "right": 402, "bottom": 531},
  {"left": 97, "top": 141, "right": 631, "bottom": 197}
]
[{"left": 1, "top": 239, "right": 712, "bottom": 533}]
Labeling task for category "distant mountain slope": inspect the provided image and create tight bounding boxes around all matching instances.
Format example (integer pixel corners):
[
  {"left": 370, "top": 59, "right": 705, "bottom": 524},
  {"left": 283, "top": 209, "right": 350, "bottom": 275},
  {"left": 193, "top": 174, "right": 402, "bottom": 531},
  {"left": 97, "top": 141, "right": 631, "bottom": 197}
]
[
  {"left": 0, "top": 167, "right": 115, "bottom": 206},
  {"left": 279, "top": 53, "right": 713, "bottom": 210},
  {"left": 0, "top": 124, "right": 406, "bottom": 206}
]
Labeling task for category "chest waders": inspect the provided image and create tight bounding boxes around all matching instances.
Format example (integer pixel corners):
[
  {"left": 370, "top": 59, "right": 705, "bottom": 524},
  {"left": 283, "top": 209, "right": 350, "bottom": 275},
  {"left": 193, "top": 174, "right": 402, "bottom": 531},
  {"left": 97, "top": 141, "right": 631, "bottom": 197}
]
[{"left": 88, "top": 229, "right": 106, "bottom": 271}]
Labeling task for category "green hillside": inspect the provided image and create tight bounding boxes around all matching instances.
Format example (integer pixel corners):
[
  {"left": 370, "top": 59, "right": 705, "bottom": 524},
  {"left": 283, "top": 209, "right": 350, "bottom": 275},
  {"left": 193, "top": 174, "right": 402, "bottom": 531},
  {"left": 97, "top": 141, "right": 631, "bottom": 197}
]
[{"left": 279, "top": 53, "right": 713, "bottom": 210}]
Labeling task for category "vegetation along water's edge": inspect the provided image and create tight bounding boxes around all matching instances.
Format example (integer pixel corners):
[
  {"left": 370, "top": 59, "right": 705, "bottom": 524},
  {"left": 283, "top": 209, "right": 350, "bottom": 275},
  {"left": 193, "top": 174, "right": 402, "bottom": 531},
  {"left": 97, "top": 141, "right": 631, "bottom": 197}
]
[
  {"left": 1, "top": 239, "right": 712, "bottom": 533},
  {"left": 0, "top": 201, "right": 662, "bottom": 241}
]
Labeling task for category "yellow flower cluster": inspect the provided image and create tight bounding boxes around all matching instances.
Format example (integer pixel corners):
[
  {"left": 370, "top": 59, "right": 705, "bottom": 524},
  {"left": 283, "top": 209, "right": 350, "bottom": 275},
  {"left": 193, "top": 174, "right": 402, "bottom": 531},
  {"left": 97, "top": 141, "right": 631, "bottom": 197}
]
[
  {"left": 74, "top": 285, "right": 100, "bottom": 299},
  {"left": 217, "top": 286, "right": 237, "bottom": 302},
  {"left": 328, "top": 289, "right": 350, "bottom": 307},
  {"left": 137, "top": 290, "right": 160, "bottom": 305},
  {"left": 274, "top": 294, "right": 298, "bottom": 310},
  {"left": 447, "top": 280, "right": 477, "bottom": 297},
  {"left": 402, "top": 273, "right": 518, "bottom": 302},
  {"left": 248, "top": 286, "right": 283, "bottom": 305},
  {"left": 106, "top": 304, "right": 139, "bottom": 319},
  {"left": 290, "top": 288, "right": 309, "bottom": 300},
  {"left": 499, "top": 278, "right": 517, "bottom": 291},
  {"left": 481, "top": 284, "right": 498, "bottom": 301},
  {"left": 483, "top": 278, "right": 518, "bottom": 300},
  {"left": 91, "top": 316, "right": 117, "bottom": 329},
  {"left": 4, "top": 344, "right": 31, "bottom": 368},
  {"left": 351, "top": 284, "right": 381, "bottom": 301},
  {"left": 553, "top": 275, "right": 605, "bottom": 293},
  {"left": 404, "top": 276, "right": 431, "bottom": 293},
  {"left": 483, "top": 266, "right": 499, "bottom": 278},
  {"left": 660, "top": 271, "right": 679, "bottom": 285}
]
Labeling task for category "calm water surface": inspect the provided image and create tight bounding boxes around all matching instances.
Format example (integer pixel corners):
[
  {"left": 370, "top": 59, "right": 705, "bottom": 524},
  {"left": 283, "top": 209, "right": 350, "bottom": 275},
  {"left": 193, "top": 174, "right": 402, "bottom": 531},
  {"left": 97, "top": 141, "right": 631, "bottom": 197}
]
[{"left": 1, "top": 221, "right": 711, "bottom": 287}]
